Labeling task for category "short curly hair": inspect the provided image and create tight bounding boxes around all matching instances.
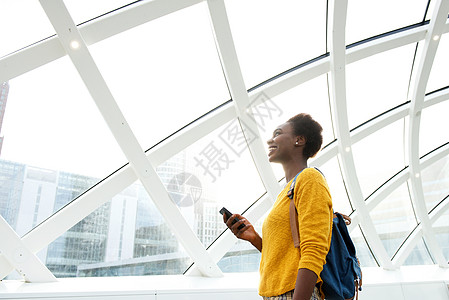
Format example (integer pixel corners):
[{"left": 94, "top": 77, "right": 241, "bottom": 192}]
[{"left": 287, "top": 113, "right": 323, "bottom": 158}]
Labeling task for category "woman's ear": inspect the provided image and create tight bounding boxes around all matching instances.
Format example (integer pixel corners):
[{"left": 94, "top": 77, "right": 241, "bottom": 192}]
[{"left": 295, "top": 136, "right": 306, "bottom": 146}]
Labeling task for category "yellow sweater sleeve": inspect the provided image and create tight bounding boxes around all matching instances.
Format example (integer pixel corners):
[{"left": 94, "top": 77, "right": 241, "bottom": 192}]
[{"left": 295, "top": 168, "right": 333, "bottom": 278}]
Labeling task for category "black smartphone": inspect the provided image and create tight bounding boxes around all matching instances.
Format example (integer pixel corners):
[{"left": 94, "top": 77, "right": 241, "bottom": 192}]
[{"left": 219, "top": 207, "right": 245, "bottom": 230}]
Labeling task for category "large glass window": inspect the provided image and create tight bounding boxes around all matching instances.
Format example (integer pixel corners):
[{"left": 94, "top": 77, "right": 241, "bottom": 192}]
[
  {"left": 218, "top": 205, "right": 265, "bottom": 273},
  {"left": 346, "top": 0, "right": 428, "bottom": 46},
  {"left": 218, "top": 237, "right": 262, "bottom": 273},
  {"left": 160, "top": 118, "right": 266, "bottom": 250},
  {"left": 433, "top": 208, "right": 449, "bottom": 262},
  {"left": 426, "top": 33, "right": 449, "bottom": 93},
  {"left": 86, "top": 183, "right": 192, "bottom": 277},
  {"left": 225, "top": 0, "right": 327, "bottom": 89},
  {"left": 42, "top": 180, "right": 193, "bottom": 278},
  {"left": 89, "top": 2, "right": 230, "bottom": 151},
  {"left": 256, "top": 75, "right": 334, "bottom": 157},
  {"left": 421, "top": 155, "right": 449, "bottom": 213},
  {"left": 0, "top": 57, "right": 127, "bottom": 235},
  {"left": 0, "top": 0, "right": 55, "bottom": 57},
  {"left": 351, "top": 225, "right": 378, "bottom": 267},
  {"left": 0, "top": 160, "right": 26, "bottom": 230},
  {"left": 63, "top": 0, "right": 133, "bottom": 25},
  {"left": 2, "top": 0, "right": 449, "bottom": 283},
  {"left": 352, "top": 119, "right": 406, "bottom": 199},
  {"left": 419, "top": 101, "right": 449, "bottom": 157},
  {"left": 317, "top": 156, "right": 353, "bottom": 215},
  {"left": 2, "top": 57, "right": 126, "bottom": 179},
  {"left": 345, "top": 44, "right": 415, "bottom": 130},
  {"left": 369, "top": 183, "right": 416, "bottom": 259},
  {"left": 45, "top": 201, "right": 111, "bottom": 278},
  {"left": 402, "top": 238, "right": 434, "bottom": 266}
]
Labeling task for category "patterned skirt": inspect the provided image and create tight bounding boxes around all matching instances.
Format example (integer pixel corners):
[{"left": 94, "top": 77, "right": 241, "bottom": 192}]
[{"left": 262, "top": 286, "right": 322, "bottom": 300}]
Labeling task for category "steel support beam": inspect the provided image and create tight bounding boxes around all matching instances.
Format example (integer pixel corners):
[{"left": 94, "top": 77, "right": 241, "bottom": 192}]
[
  {"left": 36, "top": 0, "right": 223, "bottom": 280},
  {"left": 206, "top": 0, "right": 281, "bottom": 203},
  {"left": 407, "top": 0, "right": 449, "bottom": 268},
  {"left": 0, "top": 215, "right": 56, "bottom": 282},
  {"left": 327, "top": 0, "right": 393, "bottom": 269}
]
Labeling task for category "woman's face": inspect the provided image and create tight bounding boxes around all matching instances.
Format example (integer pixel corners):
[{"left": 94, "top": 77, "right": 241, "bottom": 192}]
[{"left": 267, "top": 122, "right": 296, "bottom": 163}]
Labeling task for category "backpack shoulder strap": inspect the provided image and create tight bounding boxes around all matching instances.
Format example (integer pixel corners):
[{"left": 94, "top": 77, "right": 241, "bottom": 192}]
[
  {"left": 287, "top": 171, "right": 302, "bottom": 248},
  {"left": 289, "top": 198, "right": 300, "bottom": 248}
]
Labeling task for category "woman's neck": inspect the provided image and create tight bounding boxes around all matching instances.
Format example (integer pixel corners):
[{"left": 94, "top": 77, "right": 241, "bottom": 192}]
[{"left": 283, "top": 159, "right": 308, "bottom": 183}]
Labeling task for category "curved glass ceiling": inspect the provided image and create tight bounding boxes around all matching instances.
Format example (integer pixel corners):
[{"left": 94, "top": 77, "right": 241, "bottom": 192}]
[{"left": 0, "top": 0, "right": 448, "bottom": 281}]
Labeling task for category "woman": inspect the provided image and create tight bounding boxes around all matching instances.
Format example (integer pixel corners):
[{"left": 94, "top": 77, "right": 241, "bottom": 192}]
[{"left": 224, "top": 113, "right": 333, "bottom": 300}]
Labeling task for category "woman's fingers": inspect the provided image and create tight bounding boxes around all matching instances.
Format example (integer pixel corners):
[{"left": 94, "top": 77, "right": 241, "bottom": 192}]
[
  {"left": 235, "top": 222, "right": 252, "bottom": 238},
  {"left": 225, "top": 214, "right": 243, "bottom": 228},
  {"left": 224, "top": 214, "right": 252, "bottom": 239},
  {"left": 230, "top": 218, "right": 246, "bottom": 232}
]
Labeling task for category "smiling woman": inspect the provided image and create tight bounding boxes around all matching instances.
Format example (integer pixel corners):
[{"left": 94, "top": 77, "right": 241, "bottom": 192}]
[
  {"left": 224, "top": 113, "right": 331, "bottom": 299},
  {"left": 0, "top": 0, "right": 449, "bottom": 300}
]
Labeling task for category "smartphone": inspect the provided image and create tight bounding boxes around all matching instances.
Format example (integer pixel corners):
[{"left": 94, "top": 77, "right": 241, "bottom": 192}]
[{"left": 219, "top": 207, "right": 245, "bottom": 230}]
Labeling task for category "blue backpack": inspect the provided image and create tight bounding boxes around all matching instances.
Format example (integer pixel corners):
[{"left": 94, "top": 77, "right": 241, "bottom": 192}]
[{"left": 287, "top": 169, "right": 362, "bottom": 300}]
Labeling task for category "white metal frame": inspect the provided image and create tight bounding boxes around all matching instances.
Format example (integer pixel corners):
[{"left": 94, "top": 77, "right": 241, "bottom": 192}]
[
  {"left": 0, "top": 0, "right": 448, "bottom": 281},
  {"left": 38, "top": 0, "right": 222, "bottom": 278},
  {"left": 406, "top": 0, "right": 449, "bottom": 267},
  {"left": 0, "top": 215, "right": 56, "bottom": 282},
  {"left": 205, "top": 0, "right": 281, "bottom": 202},
  {"left": 327, "top": 0, "right": 394, "bottom": 269}
]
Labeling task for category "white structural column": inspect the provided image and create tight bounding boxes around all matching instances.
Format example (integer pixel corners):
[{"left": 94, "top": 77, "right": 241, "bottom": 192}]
[
  {"left": 206, "top": 0, "right": 281, "bottom": 202},
  {"left": 407, "top": 0, "right": 449, "bottom": 267},
  {"left": 184, "top": 0, "right": 282, "bottom": 276},
  {"left": 38, "top": 0, "right": 222, "bottom": 278},
  {"left": 0, "top": 215, "right": 56, "bottom": 282},
  {"left": 327, "top": 0, "right": 393, "bottom": 268}
]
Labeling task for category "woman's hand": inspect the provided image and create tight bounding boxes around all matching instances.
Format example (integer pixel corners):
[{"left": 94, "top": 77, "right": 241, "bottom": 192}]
[{"left": 223, "top": 213, "right": 262, "bottom": 252}]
